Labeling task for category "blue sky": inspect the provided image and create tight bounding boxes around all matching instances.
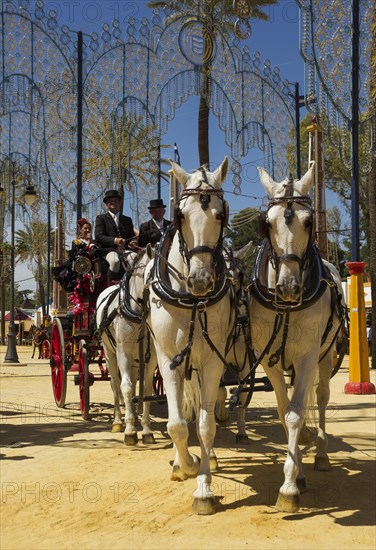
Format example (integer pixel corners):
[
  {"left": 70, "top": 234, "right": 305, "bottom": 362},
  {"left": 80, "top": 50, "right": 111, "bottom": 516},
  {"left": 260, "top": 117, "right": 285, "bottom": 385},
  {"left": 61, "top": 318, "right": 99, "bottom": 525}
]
[{"left": 16, "top": 1, "right": 344, "bottom": 292}]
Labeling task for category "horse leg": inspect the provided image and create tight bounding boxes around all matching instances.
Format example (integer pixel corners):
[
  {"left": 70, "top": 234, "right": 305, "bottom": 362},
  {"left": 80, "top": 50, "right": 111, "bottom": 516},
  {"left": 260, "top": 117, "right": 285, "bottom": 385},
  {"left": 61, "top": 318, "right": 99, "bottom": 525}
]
[
  {"left": 214, "top": 385, "right": 229, "bottom": 425},
  {"left": 236, "top": 362, "right": 252, "bottom": 444},
  {"left": 236, "top": 404, "right": 249, "bottom": 444},
  {"left": 117, "top": 349, "right": 138, "bottom": 446},
  {"left": 31, "top": 343, "right": 35, "bottom": 358},
  {"left": 158, "top": 356, "right": 199, "bottom": 480},
  {"left": 140, "top": 357, "right": 156, "bottom": 445},
  {"left": 192, "top": 368, "right": 223, "bottom": 515},
  {"left": 275, "top": 365, "right": 317, "bottom": 513},
  {"left": 314, "top": 354, "right": 332, "bottom": 471},
  {"left": 105, "top": 345, "right": 123, "bottom": 433}
]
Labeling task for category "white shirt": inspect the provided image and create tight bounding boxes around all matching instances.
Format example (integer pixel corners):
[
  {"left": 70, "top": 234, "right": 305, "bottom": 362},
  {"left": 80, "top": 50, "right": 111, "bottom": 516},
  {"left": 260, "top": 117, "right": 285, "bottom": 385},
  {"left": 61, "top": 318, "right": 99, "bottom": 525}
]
[{"left": 110, "top": 211, "right": 119, "bottom": 226}]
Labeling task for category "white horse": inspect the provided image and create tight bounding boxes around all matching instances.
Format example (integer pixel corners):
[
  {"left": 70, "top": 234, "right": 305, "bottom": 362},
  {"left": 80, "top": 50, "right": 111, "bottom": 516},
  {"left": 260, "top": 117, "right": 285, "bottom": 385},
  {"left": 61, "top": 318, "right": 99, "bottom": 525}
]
[
  {"left": 248, "top": 163, "right": 346, "bottom": 512},
  {"left": 96, "top": 247, "right": 157, "bottom": 445},
  {"left": 146, "top": 157, "right": 236, "bottom": 515}
]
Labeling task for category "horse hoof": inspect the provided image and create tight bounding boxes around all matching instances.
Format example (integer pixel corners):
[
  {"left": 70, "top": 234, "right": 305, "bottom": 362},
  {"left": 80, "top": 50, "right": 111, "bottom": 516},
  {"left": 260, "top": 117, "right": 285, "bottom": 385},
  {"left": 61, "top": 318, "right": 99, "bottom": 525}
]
[
  {"left": 192, "top": 497, "right": 216, "bottom": 515},
  {"left": 142, "top": 433, "right": 156, "bottom": 445},
  {"left": 171, "top": 465, "right": 188, "bottom": 482},
  {"left": 314, "top": 456, "right": 331, "bottom": 471},
  {"left": 235, "top": 434, "right": 250, "bottom": 445},
  {"left": 215, "top": 412, "right": 230, "bottom": 426},
  {"left": 210, "top": 456, "right": 219, "bottom": 472},
  {"left": 275, "top": 492, "right": 300, "bottom": 513},
  {"left": 296, "top": 477, "right": 307, "bottom": 493},
  {"left": 124, "top": 433, "right": 138, "bottom": 446},
  {"left": 111, "top": 423, "right": 123, "bottom": 433}
]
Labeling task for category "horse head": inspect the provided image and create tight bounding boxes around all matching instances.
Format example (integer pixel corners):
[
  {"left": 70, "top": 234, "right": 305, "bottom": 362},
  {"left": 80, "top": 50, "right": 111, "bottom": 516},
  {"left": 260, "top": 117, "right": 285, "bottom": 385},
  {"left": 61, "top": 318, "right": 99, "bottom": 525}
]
[
  {"left": 257, "top": 163, "right": 316, "bottom": 303},
  {"left": 126, "top": 245, "right": 155, "bottom": 305},
  {"left": 170, "top": 157, "right": 229, "bottom": 296}
]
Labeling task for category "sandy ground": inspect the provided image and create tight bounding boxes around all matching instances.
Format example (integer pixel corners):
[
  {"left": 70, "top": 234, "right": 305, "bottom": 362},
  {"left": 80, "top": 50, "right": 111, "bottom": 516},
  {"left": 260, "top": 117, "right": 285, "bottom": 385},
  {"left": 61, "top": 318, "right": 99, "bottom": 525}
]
[{"left": 1, "top": 345, "right": 375, "bottom": 550}]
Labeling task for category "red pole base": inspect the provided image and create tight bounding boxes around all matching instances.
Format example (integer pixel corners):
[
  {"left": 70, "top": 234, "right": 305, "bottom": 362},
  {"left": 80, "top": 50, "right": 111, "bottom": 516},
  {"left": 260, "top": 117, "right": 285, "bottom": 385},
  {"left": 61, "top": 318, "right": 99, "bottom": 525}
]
[{"left": 344, "top": 381, "right": 376, "bottom": 395}]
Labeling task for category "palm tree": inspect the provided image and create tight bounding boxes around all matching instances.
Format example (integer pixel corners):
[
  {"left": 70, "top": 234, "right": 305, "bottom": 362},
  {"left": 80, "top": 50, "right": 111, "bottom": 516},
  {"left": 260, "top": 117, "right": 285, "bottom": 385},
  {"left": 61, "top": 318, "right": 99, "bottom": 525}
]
[
  {"left": 15, "top": 222, "right": 52, "bottom": 316},
  {"left": 147, "top": 0, "right": 277, "bottom": 166}
]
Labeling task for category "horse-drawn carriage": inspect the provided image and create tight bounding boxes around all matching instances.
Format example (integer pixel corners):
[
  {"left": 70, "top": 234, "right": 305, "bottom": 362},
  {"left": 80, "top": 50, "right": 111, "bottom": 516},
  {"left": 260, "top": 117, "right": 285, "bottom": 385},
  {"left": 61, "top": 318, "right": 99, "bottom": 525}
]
[
  {"left": 49, "top": 157, "right": 348, "bottom": 515},
  {"left": 50, "top": 241, "right": 166, "bottom": 422},
  {"left": 50, "top": 246, "right": 109, "bottom": 419}
]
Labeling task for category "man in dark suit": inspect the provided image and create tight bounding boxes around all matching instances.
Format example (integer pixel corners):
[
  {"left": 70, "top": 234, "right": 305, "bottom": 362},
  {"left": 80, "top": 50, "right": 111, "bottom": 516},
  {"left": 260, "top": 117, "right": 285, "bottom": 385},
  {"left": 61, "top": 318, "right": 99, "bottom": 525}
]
[
  {"left": 138, "top": 198, "right": 171, "bottom": 247},
  {"left": 95, "top": 189, "right": 138, "bottom": 282}
]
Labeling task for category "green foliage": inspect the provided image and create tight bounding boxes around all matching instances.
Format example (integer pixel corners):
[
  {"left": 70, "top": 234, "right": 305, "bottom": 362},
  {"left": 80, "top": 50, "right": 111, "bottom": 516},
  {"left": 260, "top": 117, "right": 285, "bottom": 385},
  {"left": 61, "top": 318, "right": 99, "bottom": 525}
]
[
  {"left": 14, "top": 222, "right": 54, "bottom": 315},
  {"left": 225, "top": 207, "right": 262, "bottom": 281}
]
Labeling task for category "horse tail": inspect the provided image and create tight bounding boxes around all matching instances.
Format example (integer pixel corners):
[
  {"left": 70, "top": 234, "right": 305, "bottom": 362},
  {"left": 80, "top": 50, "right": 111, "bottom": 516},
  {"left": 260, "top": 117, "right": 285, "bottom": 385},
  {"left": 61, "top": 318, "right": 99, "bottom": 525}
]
[{"left": 182, "top": 373, "right": 201, "bottom": 422}]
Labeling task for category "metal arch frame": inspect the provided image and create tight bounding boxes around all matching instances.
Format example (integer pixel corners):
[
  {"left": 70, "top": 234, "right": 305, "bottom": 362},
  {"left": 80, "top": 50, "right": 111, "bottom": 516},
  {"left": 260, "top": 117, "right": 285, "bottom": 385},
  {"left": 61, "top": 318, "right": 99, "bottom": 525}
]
[{"left": 1, "top": 2, "right": 298, "bottom": 233}]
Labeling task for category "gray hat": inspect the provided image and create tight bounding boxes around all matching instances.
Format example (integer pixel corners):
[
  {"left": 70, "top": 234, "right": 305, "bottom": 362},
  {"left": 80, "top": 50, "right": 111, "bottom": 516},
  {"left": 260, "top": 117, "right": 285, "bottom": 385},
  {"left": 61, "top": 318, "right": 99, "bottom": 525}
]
[
  {"left": 148, "top": 198, "right": 166, "bottom": 209},
  {"left": 103, "top": 189, "right": 121, "bottom": 203}
]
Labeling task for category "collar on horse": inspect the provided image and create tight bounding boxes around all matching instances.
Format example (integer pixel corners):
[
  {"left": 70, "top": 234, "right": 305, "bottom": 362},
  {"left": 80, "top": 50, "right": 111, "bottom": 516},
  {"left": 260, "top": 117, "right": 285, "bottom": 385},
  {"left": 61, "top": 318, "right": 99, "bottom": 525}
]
[{"left": 249, "top": 239, "right": 330, "bottom": 311}]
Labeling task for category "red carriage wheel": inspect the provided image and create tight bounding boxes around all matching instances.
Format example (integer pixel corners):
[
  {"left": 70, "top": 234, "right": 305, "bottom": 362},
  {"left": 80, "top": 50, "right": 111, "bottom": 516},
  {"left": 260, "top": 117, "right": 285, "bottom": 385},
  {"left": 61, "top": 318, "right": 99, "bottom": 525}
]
[
  {"left": 41, "top": 339, "right": 51, "bottom": 359},
  {"left": 152, "top": 366, "right": 164, "bottom": 396},
  {"left": 50, "top": 318, "right": 67, "bottom": 408},
  {"left": 78, "top": 339, "right": 90, "bottom": 420}
]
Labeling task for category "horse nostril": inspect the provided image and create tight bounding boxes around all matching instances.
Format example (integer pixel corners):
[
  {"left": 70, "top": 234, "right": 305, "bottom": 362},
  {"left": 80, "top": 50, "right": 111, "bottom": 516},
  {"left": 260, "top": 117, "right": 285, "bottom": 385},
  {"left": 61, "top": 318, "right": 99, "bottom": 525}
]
[
  {"left": 276, "top": 283, "right": 283, "bottom": 296},
  {"left": 291, "top": 284, "right": 300, "bottom": 296}
]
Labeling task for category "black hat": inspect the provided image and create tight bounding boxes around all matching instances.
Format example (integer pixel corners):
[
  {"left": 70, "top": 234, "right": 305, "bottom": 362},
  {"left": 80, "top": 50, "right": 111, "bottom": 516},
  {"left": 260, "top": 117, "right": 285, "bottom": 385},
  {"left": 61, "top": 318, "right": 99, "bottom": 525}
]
[
  {"left": 148, "top": 198, "right": 166, "bottom": 209},
  {"left": 103, "top": 189, "right": 121, "bottom": 203}
]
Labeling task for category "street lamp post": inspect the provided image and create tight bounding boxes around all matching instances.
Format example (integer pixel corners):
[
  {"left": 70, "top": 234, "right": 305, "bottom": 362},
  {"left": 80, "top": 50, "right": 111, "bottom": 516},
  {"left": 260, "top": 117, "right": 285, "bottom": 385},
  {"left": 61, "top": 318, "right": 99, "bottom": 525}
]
[
  {"left": 3, "top": 165, "right": 36, "bottom": 363},
  {"left": 4, "top": 174, "right": 18, "bottom": 363}
]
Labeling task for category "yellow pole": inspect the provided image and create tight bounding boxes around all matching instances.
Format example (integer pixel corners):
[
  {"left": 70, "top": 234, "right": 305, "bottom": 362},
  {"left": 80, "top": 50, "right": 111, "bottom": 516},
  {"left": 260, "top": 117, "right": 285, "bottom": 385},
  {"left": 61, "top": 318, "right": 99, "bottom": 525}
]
[{"left": 345, "top": 262, "right": 375, "bottom": 394}]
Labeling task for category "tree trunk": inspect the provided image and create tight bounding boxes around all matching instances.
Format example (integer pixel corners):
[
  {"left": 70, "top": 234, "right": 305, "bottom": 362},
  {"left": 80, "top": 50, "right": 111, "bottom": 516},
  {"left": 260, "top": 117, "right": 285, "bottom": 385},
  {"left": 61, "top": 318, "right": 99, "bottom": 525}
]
[
  {"left": 198, "top": 66, "right": 210, "bottom": 167},
  {"left": 37, "top": 263, "right": 46, "bottom": 317}
]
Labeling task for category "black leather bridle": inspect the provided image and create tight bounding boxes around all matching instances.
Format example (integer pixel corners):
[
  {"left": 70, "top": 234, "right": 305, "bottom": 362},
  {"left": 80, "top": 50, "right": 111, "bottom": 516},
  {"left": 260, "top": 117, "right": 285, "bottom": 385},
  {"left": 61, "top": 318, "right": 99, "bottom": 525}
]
[
  {"left": 259, "top": 177, "right": 315, "bottom": 273},
  {"left": 174, "top": 167, "right": 229, "bottom": 269}
]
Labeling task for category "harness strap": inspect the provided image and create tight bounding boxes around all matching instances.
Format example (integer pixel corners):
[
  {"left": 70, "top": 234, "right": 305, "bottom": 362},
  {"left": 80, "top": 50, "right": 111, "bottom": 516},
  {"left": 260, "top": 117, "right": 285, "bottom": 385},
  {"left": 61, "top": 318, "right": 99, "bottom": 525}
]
[
  {"left": 96, "top": 287, "right": 120, "bottom": 339},
  {"left": 197, "top": 306, "right": 234, "bottom": 377},
  {"left": 228, "top": 310, "right": 283, "bottom": 410},
  {"left": 170, "top": 302, "right": 198, "bottom": 375}
]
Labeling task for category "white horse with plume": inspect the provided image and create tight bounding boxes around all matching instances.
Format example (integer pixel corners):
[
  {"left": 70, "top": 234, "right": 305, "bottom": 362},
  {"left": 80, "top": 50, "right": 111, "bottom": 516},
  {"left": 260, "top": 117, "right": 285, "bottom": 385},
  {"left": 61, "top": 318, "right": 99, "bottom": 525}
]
[
  {"left": 96, "top": 247, "right": 157, "bottom": 444},
  {"left": 248, "top": 163, "right": 346, "bottom": 512},
  {"left": 145, "top": 157, "right": 236, "bottom": 515}
]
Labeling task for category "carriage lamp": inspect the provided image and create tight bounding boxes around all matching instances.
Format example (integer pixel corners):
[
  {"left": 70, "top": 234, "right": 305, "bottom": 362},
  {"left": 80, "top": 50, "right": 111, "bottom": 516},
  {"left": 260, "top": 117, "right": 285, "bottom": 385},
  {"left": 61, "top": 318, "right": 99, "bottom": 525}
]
[{"left": 73, "top": 255, "right": 92, "bottom": 275}]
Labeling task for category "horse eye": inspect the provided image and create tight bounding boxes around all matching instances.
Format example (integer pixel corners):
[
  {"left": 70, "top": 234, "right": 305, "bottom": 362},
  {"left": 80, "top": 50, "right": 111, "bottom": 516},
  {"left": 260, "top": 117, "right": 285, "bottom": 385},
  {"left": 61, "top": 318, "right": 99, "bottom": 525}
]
[
  {"left": 215, "top": 212, "right": 223, "bottom": 220},
  {"left": 304, "top": 216, "right": 313, "bottom": 228}
]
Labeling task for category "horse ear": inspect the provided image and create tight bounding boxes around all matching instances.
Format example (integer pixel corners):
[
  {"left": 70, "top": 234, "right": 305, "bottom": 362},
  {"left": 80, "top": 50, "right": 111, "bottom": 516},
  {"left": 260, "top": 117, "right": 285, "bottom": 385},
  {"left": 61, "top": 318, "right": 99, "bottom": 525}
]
[
  {"left": 296, "top": 161, "right": 315, "bottom": 195},
  {"left": 213, "top": 156, "right": 228, "bottom": 186},
  {"left": 169, "top": 159, "right": 190, "bottom": 188},
  {"left": 146, "top": 243, "right": 154, "bottom": 259},
  {"left": 258, "top": 167, "right": 276, "bottom": 196}
]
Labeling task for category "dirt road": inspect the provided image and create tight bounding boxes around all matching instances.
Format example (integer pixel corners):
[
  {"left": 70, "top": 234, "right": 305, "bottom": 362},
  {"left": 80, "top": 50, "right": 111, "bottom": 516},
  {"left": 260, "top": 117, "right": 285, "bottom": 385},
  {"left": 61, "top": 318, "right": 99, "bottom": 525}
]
[{"left": 1, "top": 346, "right": 375, "bottom": 550}]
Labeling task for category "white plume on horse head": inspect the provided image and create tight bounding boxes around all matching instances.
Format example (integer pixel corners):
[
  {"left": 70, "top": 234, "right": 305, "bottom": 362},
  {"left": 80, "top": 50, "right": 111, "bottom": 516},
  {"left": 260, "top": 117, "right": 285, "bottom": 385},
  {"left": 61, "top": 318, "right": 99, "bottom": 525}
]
[
  {"left": 169, "top": 157, "right": 228, "bottom": 189},
  {"left": 257, "top": 162, "right": 315, "bottom": 198}
]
